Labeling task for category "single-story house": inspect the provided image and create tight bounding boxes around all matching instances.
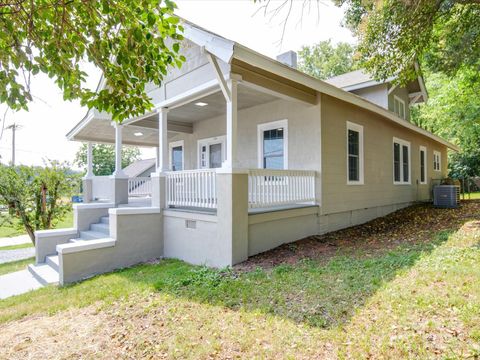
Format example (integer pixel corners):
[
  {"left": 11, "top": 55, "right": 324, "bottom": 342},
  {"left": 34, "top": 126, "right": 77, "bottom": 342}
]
[{"left": 29, "top": 19, "right": 457, "bottom": 286}]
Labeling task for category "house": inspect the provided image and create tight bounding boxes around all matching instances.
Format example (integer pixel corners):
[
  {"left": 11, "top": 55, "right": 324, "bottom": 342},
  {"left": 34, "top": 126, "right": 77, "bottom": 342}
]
[
  {"left": 29, "top": 19, "right": 458, "bottom": 286},
  {"left": 123, "top": 158, "right": 156, "bottom": 197}
]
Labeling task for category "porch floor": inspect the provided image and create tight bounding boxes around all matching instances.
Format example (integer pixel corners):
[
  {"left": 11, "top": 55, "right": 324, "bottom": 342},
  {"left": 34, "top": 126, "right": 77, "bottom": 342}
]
[{"left": 166, "top": 203, "right": 318, "bottom": 215}]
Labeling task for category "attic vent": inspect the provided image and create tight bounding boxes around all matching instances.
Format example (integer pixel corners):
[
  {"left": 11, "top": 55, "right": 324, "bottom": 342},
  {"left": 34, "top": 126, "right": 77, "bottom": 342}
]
[
  {"left": 185, "top": 219, "right": 197, "bottom": 229},
  {"left": 276, "top": 51, "right": 297, "bottom": 69}
]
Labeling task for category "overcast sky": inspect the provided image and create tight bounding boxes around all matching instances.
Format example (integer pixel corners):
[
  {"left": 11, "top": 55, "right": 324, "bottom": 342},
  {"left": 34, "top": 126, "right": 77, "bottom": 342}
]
[{"left": 0, "top": 0, "right": 355, "bottom": 168}]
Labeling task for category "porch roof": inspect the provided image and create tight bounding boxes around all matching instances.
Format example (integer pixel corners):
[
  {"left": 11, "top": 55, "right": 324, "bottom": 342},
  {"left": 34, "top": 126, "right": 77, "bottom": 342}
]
[{"left": 66, "top": 17, "right": 458, "bottom": 152}]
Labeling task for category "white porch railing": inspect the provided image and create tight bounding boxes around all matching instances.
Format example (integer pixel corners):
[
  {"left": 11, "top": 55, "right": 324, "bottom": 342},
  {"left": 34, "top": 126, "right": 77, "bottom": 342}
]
[
  {"left": 166, "top": 169, "right": 217, "bottom": 209},
  {"left": 248, "top": 169, "right": 316, "bottom": 209},
  {"left": 128, "top": 177, "right": 152, "bottom": 197}
]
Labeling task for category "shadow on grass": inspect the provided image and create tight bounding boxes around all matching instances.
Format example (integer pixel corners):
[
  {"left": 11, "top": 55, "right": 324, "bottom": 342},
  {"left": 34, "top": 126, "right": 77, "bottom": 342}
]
[{"left": 128, "top": 229, "right": 453, "bottom": 329}]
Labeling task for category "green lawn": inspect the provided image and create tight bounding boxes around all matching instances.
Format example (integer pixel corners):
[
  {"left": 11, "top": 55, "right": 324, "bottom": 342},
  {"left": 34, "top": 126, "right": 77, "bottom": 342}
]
[
  {"left": 0, "top": 257, "right": 35, "bottom": 276},
  {"left": 0, "top": 243, "right": 33, "bottom": 251},
  {"left": 466, "top": 191, "right": 480, "bottom": 200},
  {"left": 0, "top": 201, "right": 479, "bottom": 358},
  {"left": 0, "top": 210, "right": 73, "bottom": 240}
]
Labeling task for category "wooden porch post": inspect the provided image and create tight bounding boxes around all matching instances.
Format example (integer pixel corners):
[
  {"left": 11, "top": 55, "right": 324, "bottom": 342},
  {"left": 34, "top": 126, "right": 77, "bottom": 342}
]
[
  {"left": 223, "top": 78, "right": 238, "bottom": 170},
  {"left": 85, "top": 142, "right": 94, "bottom": 178},
  {"left": 158, "top": 108, "right": 169, "bottom": 173},
  {"left": 112, "top": 122, "right": 126, "bottom": 177}
]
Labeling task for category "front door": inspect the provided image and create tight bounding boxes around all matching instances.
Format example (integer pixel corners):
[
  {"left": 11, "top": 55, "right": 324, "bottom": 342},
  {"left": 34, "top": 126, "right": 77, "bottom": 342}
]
[{"left": 198, "top": 136, "right": 225, "bottom": 169}]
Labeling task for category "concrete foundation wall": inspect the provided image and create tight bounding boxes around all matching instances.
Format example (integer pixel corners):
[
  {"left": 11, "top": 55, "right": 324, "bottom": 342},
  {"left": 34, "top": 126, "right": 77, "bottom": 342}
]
[
  {"left": 163, "top": 210, "right": 223, "bottom": 267},
  {"left": 248, "top": 207, "right": 319, "bottom": 256}
]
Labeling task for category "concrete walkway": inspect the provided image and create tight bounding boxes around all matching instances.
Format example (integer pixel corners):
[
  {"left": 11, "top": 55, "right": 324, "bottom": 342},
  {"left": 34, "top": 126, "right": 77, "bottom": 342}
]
[
  {"left": 0, "top": 247, "right": 35, "bottom": 264},
  {"left": 0, "top": 234, "right": 31, "bottom": 247},
  {"left": 0, "top": 270, "right": 43, "bottom": 300}
]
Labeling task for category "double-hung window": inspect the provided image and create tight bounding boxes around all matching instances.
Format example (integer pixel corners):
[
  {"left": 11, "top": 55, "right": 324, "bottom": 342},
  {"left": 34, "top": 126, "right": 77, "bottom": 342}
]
[
  {"left": 433, "top": 151, "right": 441, "bottom": 172},
  {"left": 419, "top": 146, "right": 427, "bottom": 184},
  {"left": 393, "top": 137, "right": 410, "bottom": 184},
  {"left": 393, "top": 96, "right": 406, "bottom": 120},
  {"left": 346, "top": 121, "right": 364, "bottom": 184},
  {"left": 258, "top": 120, "right": 288, "bottom": 169}
]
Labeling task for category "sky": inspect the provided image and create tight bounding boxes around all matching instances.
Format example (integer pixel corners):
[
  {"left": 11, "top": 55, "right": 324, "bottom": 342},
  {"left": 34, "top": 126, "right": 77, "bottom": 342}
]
[{"left": 0, "top": 0, "right": 355, "bottom": 169}]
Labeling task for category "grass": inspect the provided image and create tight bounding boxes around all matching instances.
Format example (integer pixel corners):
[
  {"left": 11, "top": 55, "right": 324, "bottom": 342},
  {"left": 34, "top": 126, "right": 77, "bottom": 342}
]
[
  {"left": 0, "top": 210, "right": 73, "bottom": 240},
  {"left": 0, "top": 257, "right": 34, "bottom": 276},
  {"left": 0, "top": 243, "right": 33, "bottom": 251},
  {"left": 466, "top": 191, "right": 480, "bottom": 200},
  {"left": 0, "top": 203, "right": 479, "bottom": 358}
]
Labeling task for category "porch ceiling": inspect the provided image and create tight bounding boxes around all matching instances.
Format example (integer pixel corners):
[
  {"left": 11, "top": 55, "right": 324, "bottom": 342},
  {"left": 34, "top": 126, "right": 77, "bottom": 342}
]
[{"left": 71, "top": 84, "right": 278, "bottom": 147}]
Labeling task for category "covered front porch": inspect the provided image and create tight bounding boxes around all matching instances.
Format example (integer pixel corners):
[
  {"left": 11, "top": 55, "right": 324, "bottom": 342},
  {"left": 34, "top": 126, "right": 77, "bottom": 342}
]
[{"left": 74, "top": 73, "right": 318, "bottom": 214}]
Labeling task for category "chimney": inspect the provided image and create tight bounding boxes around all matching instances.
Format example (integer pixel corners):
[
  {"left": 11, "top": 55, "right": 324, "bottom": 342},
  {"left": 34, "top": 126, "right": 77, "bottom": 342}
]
[{"left": 276, "top": 51, "right": 297, "bottom": 69}]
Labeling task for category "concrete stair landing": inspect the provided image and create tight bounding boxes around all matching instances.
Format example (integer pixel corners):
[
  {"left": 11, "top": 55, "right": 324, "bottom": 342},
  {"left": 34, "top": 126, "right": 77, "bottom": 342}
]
[{"left": 29, "top": 216, "right": 110, "bottom": 285}]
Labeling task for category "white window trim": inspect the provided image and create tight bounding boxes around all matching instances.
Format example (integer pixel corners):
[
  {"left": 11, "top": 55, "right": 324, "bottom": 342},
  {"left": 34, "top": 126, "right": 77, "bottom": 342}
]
[
  {"left": 433, "top": 150, "right": 441, "bottom": 172},
  {"left": 197, "top": 135, "right": 226, "bottom": 169},
  {"left": 393, "top": 95, "right": 406, "bottom": 120},
  {"left": 346, "top": 121, "right": 364, "bottom": 185},
  {"left": 257, "top": 119, "right": 288, "bottom": 169},
  {"left": 168, "top": 140, "right": 184, "bottom": 171},
  {"left": 393, "top": 137, "right": 411, "bottom": 185},
  {"left": 419, "top": 145, "right": 427, "bottom": 184}
]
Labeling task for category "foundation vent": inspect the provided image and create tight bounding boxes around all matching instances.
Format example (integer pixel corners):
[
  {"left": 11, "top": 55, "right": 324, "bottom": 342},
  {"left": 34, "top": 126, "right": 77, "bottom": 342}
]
[{"left": 185, "top": 219, "right": 197, "bottom": 229}]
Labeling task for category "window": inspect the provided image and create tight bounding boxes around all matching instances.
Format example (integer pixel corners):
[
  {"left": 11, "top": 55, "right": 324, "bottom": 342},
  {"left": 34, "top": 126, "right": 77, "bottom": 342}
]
[
  {"left": 419, "top": 146, "right": 427, "bottom": 184},
  {"left": 393, "top": 95, "right": 406, "bottom": 120},
  {"left": 169, "top": 141, "right": 184, "bottom": 171},
  {"left": 198, "top": 136, "right": 225, "bottom": 169},
  {"left": 346, "top": 121, "right": 364, "bottom": 184},
  {"left": 433, "top": 150, "right": 441, "bottom": 172},
  {"left": 393, "top": 137, "right": 410, "bottom": 184},
  {"left": 258, "top": 120, "right": 288, "bottom": 169}
]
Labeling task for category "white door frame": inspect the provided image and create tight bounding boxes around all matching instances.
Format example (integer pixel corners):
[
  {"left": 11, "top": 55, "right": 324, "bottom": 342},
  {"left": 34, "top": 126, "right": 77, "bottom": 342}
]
[{"left": 197, "top": 135, "right": 226, "bottom": 169}]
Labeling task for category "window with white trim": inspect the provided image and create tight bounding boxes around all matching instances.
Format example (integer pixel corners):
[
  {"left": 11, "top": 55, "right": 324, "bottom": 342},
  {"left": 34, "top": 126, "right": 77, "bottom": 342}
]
[
  {"left": 346, "top": 121, "right": 364, "bottom": 184},
  {"left": 169, "top": 140, "right": 184, "bottom": 171},
  {"left": 198, "top": 136, "right": 225, "bottom": 169},
  {"left": 393, "top": 95, "right": 406, "bottom": 120},
  {"left": 419, "top": 146, "right": 427, "bottom": 184},
  {"left": 433, "top": 150, "right": 441, "bottom": 172},
  {"left": 258, "top": 119, "right": 288, "bottom": 169},
  {"left": 393, "top": 137, "right": 411, "bottom": 184}
]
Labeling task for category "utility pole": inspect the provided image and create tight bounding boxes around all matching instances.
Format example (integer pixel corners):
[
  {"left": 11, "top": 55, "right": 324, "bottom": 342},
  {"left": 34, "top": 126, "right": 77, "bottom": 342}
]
[{"left": 6, "top": 123, "right": 21, "bottom": 166}]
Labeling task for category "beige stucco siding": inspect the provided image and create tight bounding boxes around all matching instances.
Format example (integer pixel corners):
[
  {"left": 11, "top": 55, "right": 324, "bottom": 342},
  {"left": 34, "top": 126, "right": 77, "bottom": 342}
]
[{"left": 321, "top": 94, "right": 448, "bottom": 215}]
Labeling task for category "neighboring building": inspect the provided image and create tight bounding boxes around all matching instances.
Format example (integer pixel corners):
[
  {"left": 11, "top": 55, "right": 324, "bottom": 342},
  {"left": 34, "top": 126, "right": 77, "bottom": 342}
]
[
  {"left": 123, "top": 158, "right": 156, "bottom": 178},
  {"left": 29, "top": 19, "right": 458, "bottom": 286}
]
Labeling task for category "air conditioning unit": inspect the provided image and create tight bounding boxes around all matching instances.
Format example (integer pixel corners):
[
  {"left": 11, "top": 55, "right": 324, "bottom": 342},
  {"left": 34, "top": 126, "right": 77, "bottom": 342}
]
[{"left": 433, "top": 185, "right": 460, "bottom": 208}]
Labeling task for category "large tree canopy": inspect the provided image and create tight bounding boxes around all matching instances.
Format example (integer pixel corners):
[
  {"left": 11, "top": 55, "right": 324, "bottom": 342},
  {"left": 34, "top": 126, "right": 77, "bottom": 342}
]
[
  {"left": 0, "top": 0, "right": 184, "bottom": 121},
  {"left": 335, "top": 0, "right": 480, "bottom": 83},
  {"left": 298, "top": 40, "right": 358, "bottom": 80}
]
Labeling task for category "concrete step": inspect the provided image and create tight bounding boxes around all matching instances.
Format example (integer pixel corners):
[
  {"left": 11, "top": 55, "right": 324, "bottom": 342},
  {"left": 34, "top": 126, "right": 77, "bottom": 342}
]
[
  {"left": 90, "top": 223, "right": 109, "bottom": 235},
  {"left": 79, "top": 230, "right": 109, "bottom": 240},
  {"left": 28, "top": 263, "right": 59, "bottom": 286},
  {"left": 46, "top": 255, "right": 59, "bottom": 271},
  {"left": 100, "top": 216, "right": 109, "bottom": 225},
  {"left": 69, "top": 238, "right": 87, "bottom": 244}
]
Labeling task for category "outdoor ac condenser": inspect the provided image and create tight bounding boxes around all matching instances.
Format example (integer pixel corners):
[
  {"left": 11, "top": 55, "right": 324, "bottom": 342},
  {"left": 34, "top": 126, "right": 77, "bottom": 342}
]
[{"left": 433, "top": 185, "right": 460, "bottom": 208}]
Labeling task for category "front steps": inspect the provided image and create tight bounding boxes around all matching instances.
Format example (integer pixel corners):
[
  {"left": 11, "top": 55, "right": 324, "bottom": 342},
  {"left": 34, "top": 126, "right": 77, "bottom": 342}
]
[{"left": 29, "top": 216, "right": 110, "bottom": 285}]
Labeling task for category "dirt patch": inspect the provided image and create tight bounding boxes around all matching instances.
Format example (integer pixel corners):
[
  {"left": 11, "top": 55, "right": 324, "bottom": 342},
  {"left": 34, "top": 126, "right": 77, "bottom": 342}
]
[{"left": 235, "top": 201, "right": 480, "bottom": 272}]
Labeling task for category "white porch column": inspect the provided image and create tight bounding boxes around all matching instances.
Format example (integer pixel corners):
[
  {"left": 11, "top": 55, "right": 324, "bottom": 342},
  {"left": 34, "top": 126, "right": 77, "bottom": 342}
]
[
  {"left": 157, "top": 108, "right": 169, "bottom": 173},
  {"left": 85, "top": 142, "right": 94, "bottom": 178},
  {"left": 155, "top": 146, "right": 160, "bottom": 170},
  {"left": 151, "top": 108, "right": 169, "bottom": 209},
  {"left": 112, "top": 122, "right": 126, "bottom": 177},
  {"left": 223, "top": 78, "right": 238, "bottom": 170}
]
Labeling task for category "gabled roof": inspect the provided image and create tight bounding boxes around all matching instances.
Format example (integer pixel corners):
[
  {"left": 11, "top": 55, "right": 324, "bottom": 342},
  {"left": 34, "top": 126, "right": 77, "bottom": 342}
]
[
  {"left": 326, "top": 69, "right": 393, "bottom": 90},
  {"left": 123, "top": 158, "right": 156, "bottom": 178},
  {"left": 66, "top": 17, "right": 457, "bottom": 151}
]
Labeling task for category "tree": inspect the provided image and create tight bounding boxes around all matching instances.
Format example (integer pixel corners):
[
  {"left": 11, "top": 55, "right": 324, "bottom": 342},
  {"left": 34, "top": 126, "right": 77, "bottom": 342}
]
[
  {"left": 411, "top": 67, "right": 480, "bottom": 177},
  {"left": 0, "top": 0, "right": 185, "bottom": 121},
  {"left": 0, "top": 162, "right": 79, "bottom": 243},
  {"left": 74, "top": 144, "right": 141, "bottom": 176},
  {"left": 254, "top": 0, "right": 479, "bottom": 84},
  {"left": 297, "top": 40, "right": 358, "bottom": 80}
]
